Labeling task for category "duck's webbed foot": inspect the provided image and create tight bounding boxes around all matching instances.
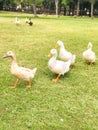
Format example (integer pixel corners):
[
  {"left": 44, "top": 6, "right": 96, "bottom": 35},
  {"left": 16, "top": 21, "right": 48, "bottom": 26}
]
[
  {"left": 52, "top": 74, "right": 61, "bottom": 82},
  {"left": 88, "top": 62, "right": 93, "bottom": 65},
  {"left": 70, "top": 65, "right": 73, "bottom": 69},
  {"left": 27, "top": 81, "right": 31, "bottom": 88},
  {"left": 12, "top": 79, "right": 19, "bottom": 88}
]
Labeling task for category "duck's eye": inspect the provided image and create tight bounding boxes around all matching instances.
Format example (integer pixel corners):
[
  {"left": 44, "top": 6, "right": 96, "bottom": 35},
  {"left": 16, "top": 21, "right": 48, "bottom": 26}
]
[
  {"left": 53, "top": 50, "right": 56, "bottom": 53},
  {"left": 8, "top": 52, "right": 12, "bottom": 55}
]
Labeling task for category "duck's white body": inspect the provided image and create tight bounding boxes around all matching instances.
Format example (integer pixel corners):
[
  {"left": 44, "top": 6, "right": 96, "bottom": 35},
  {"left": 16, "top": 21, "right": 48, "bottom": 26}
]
[
  {"left": 25, "top": 18, "right": 29, "bottom": 23},
  {"left": 15, "top": 17, "right": 20, "bottom": 25},
  {"left": 11, "top": 62, "right": 37, "bottom": 81},
  {"left": 3, "top": 51, "right": 37, "bottom": 88},
  {"left": 48, "top": 49, "right": 71, "bottom": 82},
  {"left": 48, "top": 54, "right": 71, "bottom": 75},
  {"left": 57, "top": 40, "right": 76, "bottom": 65},
  {"left": 83, "top": 42, "right": 96, "bottom": 64}
]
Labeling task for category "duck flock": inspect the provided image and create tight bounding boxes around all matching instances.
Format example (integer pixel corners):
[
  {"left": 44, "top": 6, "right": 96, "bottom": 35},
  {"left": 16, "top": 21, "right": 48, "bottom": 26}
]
[
  {"left": 48, "top": 41, "right": 96, "bottom": 82},
  {"left": 15, "top": 17, "right": 33, "bottom": 26},
  {"left": 3, "top": 36, "right": 96, "bottom": 88}
]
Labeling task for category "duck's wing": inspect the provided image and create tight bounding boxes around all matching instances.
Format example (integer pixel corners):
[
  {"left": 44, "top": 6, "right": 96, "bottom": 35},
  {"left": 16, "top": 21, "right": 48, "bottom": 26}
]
[
  {"left": 19, "top": 66, "right": 32, "bottom": 72},
  {"left": 59, "top": 48, "right": 72, "bottom": 60}
]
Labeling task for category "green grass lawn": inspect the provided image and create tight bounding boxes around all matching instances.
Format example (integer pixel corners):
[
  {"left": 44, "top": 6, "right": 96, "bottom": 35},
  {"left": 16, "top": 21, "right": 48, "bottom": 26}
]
[{"left": 0, "top": 11, "right": 98, "bottom": 130}]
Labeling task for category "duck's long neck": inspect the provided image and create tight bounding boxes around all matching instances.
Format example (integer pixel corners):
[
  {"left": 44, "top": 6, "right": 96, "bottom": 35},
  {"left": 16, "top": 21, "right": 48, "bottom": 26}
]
[
  {"left": 49, "top": 54, "right": 57, "bottom": 65},
  {"left": 10, "top": 56, "right": 18, "bottom": 74},
  {"left": 88, "top": 43, "right": 92, "bottom": 51},
  {"left": 88, "top": 47, "right": 92, "bottom": 51},
  {"left": 11, "top": 56, "right": 17, "bottom": 65},
  {"left": 60, "top": 44, "right": 66, "bottom": 50},
  {"left": 52, "top": 55, "right": 56, "bottom": 60}
]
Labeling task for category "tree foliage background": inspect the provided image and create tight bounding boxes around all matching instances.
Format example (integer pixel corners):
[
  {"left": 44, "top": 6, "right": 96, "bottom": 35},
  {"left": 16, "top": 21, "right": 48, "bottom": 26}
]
[{"left": 0, "top": 0, "right": 98, "bottom": 17}]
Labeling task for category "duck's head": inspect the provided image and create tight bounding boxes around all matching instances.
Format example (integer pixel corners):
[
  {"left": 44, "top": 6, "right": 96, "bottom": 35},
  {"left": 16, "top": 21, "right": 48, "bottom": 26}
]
[
  {"left": 87, "top": 42, "right": 92, "bottom": 49},
  {"left": 48, "top": 49, "right": 57, "bottom": 57},
  {"left": 3, "top": 51, "right": 15, "bottom": 59},
  {"left": 56, "top": 40, "right": 64, "bottom": 48},
  {"left": 15, "top": 17, "right": 18, "bottom": 20},
  {"left": 25, "top": 18, "right": 29, "bottom": 23}
]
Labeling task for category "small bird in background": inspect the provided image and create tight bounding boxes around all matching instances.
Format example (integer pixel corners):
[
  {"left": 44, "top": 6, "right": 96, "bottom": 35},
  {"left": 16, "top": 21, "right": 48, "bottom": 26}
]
[
  {"left": 25, "top": 17, "right": 29, "bottom": 23},
  {"left": 15, "top": 17, "right": 20, "bottom": 25},
  {"left": 25, "top": 18, "right": 33, "bottom": 26}
]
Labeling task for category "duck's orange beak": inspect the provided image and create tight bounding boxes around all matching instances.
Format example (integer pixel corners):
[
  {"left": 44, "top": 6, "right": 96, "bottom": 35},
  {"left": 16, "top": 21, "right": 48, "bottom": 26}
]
[
  {"left": 87, "top": 44, "right": 90, "bottom": 49},
  {"left": 55, "top": 43, "right": 59, "bottom": 48},
  {"left": 48, "top": 53, "right": 52, "bottom": 57},
  {"left": 2, "top": 54, "right": 8, "bottom": 59}
]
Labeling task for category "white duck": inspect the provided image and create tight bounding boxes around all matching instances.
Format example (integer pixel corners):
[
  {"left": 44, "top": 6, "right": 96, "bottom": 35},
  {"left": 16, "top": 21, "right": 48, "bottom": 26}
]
[
  {"left": 15, "top": 17, "right": 20, "bottom": 25},
  {"left": 25, "top": 18, "right": 33, "bottom": 26},
  {"left": 3, "top": 51, "right": 37, "bottom": 88},
  {"left": 48, "top": 49, "right": 71, "bottom": 82},
  {"left": 25, "top": 17, "right": 29, "bottom": 23},
  {"left": 82, "top": 42, "right": 96, "bottom": 64},
  {"left": 56, "top": 40, "right": 76, "bottom": 66}
]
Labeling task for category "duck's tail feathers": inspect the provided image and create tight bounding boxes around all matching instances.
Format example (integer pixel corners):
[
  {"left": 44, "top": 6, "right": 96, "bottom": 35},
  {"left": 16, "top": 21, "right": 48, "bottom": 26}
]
[
  {"left": 66, "top": 58, "right": 72, "bottom": 66},
  {"left": 32, "top": 68, "right": 37, "bottom": 74},
  {"left": 71, "top": 54, "right": 76, "bottom": 64}
]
